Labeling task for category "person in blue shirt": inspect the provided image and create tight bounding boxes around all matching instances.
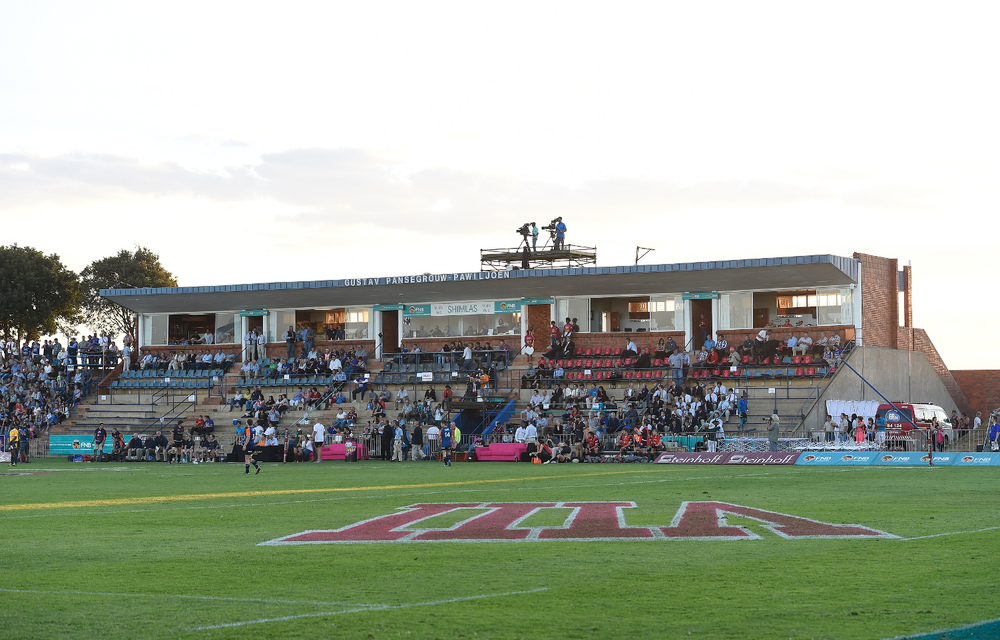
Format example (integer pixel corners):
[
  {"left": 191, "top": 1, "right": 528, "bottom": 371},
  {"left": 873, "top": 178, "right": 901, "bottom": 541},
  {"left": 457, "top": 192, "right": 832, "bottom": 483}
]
[
  {"left": 531, "top": 222, "right": 539, "bottom": 251},
  {"left": 988, "top": 416, "right": 1000, "bottom": 451},
  {"left": 737, "top": 394, "right": 748, "bottom": 431},
  {"left": 553, "top": 217, "right": 567, "bottom": 250}
]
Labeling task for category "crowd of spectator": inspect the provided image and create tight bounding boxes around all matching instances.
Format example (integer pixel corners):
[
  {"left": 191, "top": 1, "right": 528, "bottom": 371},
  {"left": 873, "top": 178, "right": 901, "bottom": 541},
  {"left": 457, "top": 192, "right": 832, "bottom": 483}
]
[{"left": 1, "top": 338, "right": 101, "bottom": 456}]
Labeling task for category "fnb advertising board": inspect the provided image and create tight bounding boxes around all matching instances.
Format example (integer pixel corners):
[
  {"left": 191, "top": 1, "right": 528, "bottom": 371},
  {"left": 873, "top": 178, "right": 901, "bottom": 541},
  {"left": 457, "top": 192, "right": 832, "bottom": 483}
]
[
  {"left": 49, "top": 434, "right": 133, "bottom": 456},
  {"left": 795, "top": 451, "right": 882, "bottom": 466},
  {"left": 952, "top": 453, "right": 1000, "bottom": 466},
  {"left": 872, "top": 452, "right": 956, "bottom": 466}
]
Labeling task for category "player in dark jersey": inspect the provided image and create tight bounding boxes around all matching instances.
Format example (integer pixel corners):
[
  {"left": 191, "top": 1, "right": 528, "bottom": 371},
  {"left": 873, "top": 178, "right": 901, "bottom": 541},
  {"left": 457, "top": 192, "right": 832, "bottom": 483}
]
[
  {"left": 242, "top": 426, "right": 261, "bottom": 475},
  {"left": 170, "top": 420, "right": 185, "bottom": 464},
  {"left": 440, "top": 421, "right": 454, "bottom": 467}
]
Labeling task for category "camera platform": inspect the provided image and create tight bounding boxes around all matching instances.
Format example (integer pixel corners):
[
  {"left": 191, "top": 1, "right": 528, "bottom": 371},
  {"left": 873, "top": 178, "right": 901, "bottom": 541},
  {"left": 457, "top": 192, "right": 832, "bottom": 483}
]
[{"left": 479, "top": 244, "right": 597, "bottom": 271}]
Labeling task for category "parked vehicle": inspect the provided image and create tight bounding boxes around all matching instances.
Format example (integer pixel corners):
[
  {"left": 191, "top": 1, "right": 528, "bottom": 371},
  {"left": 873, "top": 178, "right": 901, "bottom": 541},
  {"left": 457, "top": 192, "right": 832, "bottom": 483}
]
[{"left": 876, "top": 402, "right": 953, "bottom": 445}]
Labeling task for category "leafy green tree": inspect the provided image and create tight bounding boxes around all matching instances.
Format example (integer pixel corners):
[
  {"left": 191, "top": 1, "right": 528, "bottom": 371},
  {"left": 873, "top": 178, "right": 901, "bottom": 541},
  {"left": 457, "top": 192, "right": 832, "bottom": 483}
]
[
  {"left": 80, "top": 247, "right": 178, "bottom": 339},
  {"left": 0, "top": 245, "right": 82, "bottom": 343}
]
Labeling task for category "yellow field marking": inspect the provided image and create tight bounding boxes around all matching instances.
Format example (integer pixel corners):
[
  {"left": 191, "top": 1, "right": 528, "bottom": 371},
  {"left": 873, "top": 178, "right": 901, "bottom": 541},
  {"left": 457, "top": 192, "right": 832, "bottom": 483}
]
[{"left": 0, "top": 469, "right": 654, "bottom": 512}]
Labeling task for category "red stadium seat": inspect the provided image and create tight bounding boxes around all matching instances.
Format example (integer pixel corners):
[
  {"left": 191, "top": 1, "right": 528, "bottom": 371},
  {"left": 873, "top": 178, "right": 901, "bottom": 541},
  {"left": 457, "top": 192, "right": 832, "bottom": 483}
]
[{"left": 742, "top": 355, "right": 750, "bottom": 364}]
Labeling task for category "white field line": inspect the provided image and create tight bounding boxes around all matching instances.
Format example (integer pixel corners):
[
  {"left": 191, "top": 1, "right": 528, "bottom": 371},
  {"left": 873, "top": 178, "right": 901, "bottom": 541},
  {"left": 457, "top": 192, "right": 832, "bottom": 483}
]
[
  {"left": 0, "top": 470, "right": 796, "bottom": 520},
  {"left": 186, "top": 588, "right": 550, "bottom": 631},
  {"left": 894, "top": 525, "right": 1000, "bottom": 541},
  {"left": 0, "top": 588, "right": 363, "bottom": 607}
]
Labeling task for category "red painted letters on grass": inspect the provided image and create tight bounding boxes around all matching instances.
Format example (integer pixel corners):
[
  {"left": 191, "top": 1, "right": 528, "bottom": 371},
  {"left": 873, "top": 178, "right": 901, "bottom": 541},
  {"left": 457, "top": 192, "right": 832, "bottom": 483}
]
[{"left": 262, "top": 501, "right": 897, "bottom": 544}]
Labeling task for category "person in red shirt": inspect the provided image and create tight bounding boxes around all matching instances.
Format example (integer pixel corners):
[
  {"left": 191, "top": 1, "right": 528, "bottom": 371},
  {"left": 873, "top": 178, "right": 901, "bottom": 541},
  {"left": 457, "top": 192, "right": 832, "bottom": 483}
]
[
  {"left": 549, "top": 321, "right": 560, "bottom": 349},
  {"left": 562, "top": 318, "right": 573, "bottom": 340}
]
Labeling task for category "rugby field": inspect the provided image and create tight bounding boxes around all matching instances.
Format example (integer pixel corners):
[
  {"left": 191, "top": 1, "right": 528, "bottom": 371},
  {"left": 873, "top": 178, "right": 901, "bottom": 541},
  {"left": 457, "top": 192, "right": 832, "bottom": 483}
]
[{"left": 0, "top": 459, "right": 997, "bottom": 639}]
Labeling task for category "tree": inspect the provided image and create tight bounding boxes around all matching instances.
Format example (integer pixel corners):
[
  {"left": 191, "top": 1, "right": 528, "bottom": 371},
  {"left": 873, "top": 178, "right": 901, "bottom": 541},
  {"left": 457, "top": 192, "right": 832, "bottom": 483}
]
[
  {"left": 80, "top": 247, "right": 178, "bottom": 339},
  {"left": 0, "top": 245, "right": 82, "bottom": 343}
]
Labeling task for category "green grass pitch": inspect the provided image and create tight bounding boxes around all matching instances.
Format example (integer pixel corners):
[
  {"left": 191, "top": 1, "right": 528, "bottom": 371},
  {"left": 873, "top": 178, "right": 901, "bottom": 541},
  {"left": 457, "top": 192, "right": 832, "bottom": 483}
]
[{"left": 0, "top": 459, "right": 997, "bottom": 639}]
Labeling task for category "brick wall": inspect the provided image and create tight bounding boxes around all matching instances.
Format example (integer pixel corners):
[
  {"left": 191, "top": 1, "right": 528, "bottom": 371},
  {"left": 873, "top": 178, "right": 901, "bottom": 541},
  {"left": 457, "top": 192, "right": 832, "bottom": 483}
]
[
  {"left": 951, "top": 370, "right": 1000, "bottom": 419},
  {"left": 853, "top": 252, "right": 898, "bottom": 348}
]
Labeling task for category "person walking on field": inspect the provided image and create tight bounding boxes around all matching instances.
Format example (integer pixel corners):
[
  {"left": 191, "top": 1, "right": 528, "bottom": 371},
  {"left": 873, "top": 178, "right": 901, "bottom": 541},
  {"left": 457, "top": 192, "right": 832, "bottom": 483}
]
[
  {"left": 440, "top": 421, "right": 455, "bottom": 467},
  {"left": 312, "top": 420, "right": 325, "bottom": 463}
]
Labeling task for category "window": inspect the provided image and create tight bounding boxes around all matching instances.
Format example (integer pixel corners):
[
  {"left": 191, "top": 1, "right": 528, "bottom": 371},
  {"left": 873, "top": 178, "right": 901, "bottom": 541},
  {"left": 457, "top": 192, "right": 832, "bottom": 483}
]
[
  {"left": 649, "top": 296, "right": 684, "bottom": 331},
  {"left": 816, "top": 287, "right": 853, "bottom": 326},
  {"left": 345, "top": 307, "right": 370, "bottom": 339},
  {"left": 720, "top": 293, "right": 753, "bottom": 330}
]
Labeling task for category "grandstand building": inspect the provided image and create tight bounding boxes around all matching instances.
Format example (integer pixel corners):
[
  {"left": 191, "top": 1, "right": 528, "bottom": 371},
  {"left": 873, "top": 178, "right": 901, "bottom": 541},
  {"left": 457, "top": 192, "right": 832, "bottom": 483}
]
[{"left": 101, "top": 251, "right": 974, "bottom": 432}]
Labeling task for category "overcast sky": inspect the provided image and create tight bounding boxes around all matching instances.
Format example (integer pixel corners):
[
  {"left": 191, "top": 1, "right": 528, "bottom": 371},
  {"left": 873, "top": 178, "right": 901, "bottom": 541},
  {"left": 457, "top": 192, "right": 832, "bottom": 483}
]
[{"left": 1, "top": 2, "right": 996, "bottom": 370}]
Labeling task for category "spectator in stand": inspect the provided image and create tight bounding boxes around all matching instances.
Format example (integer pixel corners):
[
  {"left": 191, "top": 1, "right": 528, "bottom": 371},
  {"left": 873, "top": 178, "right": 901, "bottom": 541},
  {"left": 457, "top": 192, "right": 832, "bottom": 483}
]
[
  {"left": 793, "top": 334, "right": 812, "bottom": 357},
  {"left": 784, "top": 334, "right": 798, "bottom": 357},
  {"left": 703, "top": 335, "right": 716, "bottom": 352}
]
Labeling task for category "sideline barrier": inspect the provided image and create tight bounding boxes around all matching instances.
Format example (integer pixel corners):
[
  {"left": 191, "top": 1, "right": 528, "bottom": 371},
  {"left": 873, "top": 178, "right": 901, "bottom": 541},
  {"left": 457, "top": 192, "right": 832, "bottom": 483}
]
[
  {"left": 49, "top": 434, "right": 133, "bottom": 456},
  {"left": 653, "top": 452, "right": 799, "bottom": 465},
  {"left": 874, "top": 452, "right": 955, "bottom": 466},
  {"left": 795, "top": 451, "right": 1000, "bottom": 466}
]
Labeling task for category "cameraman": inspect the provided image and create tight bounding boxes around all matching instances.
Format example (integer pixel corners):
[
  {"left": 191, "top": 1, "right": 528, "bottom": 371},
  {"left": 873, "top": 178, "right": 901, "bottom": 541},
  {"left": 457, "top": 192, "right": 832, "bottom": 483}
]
[
  {"left": 553, "top": 217, "right": 567, "bottom": 250},
  {"left": 531, "top": 222, "right": 539, "bottom": 251}
]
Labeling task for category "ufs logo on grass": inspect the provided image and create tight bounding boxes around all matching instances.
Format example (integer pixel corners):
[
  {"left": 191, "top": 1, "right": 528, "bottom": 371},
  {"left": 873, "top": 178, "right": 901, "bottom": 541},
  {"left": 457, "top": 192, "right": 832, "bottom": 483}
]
[{"left": 262, "top": 501, "right": 898, "bottom": 545}]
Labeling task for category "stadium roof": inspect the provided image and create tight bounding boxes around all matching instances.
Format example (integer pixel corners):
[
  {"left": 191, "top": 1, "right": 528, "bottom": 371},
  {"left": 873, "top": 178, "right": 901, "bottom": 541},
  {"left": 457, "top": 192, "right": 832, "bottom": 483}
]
[{"left": 101, "top": 254, "right": 859, "bottom": 315}]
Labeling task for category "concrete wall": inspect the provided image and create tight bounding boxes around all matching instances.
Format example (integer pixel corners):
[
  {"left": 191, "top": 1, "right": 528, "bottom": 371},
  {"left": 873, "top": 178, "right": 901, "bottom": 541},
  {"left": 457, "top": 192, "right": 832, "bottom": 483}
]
[{"left": 802, "top": 347, "right": 959, "bottom": 431}]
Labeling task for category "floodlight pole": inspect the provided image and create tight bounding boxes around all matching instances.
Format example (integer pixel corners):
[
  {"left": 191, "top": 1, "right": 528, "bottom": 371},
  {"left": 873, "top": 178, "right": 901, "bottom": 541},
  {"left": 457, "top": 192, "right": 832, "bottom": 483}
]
[
  {"left": 835, "top": 356, "right": 933, "bottom": 466},
  {"left": 635, "top": 246, "right": 654, "bottom": 265}
]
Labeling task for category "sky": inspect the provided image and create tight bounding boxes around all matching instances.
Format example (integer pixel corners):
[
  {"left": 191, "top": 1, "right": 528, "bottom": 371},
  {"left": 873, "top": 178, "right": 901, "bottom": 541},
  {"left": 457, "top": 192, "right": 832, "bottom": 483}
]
[{"left": 1, "top": 2, "right": 997, "bottom": 370}]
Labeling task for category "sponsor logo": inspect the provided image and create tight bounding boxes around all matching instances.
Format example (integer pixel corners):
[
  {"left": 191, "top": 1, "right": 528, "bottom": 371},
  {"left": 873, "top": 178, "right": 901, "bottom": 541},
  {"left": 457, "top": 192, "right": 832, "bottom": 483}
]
[
  {"left": 803, "top": 455, "right": 816, "bottom": 462},
  {"left": 881, "top": 455, "right": 894, "bottom": 462},
  {"left": 262, "top": 501, "right": 898, "bottom": 545},
  {"left": 841, "top": 455, "right": 853, "bottom": 461}
]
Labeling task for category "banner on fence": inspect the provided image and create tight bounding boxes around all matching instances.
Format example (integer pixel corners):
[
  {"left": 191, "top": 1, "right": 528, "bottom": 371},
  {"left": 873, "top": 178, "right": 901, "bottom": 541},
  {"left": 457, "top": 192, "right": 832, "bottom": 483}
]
[{"left": 49, "top": 434, "right": 134, "bottom": 456}]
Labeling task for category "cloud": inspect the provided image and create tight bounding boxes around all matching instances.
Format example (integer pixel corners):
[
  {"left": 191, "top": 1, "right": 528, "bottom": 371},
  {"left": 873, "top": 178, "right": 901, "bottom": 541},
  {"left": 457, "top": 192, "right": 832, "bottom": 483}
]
[
  {"left": 0, "top": 147, "right": 944, "bottom": 237},
  {"left": 0, "top": 151, "right": 257, "bottom": 206}
]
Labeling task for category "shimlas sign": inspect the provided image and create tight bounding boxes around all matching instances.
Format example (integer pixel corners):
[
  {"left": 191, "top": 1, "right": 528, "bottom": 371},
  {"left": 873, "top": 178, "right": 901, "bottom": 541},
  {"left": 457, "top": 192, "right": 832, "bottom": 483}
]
[{"left": 261, "top": 501, "right": 896, "bottom": 545}]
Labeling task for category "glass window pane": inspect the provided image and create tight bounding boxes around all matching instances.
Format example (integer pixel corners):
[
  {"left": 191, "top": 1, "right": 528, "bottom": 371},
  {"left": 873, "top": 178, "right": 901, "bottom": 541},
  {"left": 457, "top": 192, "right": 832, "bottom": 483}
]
[
  {"left": 720, "top": 293, "right": 753, "bottom": 330},
  {"left": 817, "top": 288, "right": 853, "bottom": 325},
  {"left": 346, "top": 307, "right": 370, "bottom": 339},
  {"left": 215, "top": 313, "right": 238, "bottom": 344},
  {"left": 649, "top": 296, "right": 676, "bottom": 331},
  {"left": 149, "top": 314, "right": 168, "bottom": 346},
  {"left": 268, "top": 311, "right": 295, "bottom": 344}
]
